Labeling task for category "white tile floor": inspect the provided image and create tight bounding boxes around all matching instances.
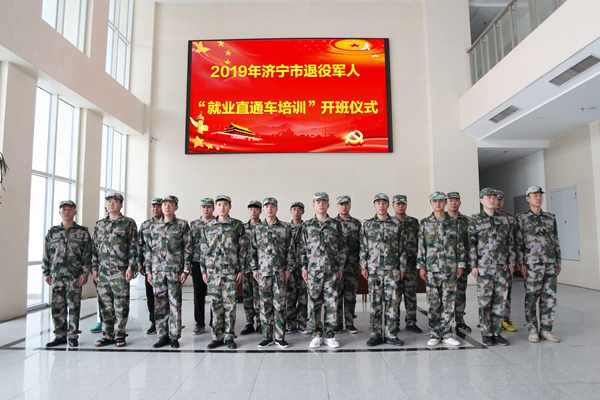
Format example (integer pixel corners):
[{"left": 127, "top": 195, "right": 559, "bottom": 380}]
[{"left": 1, "top": 278, "right": 599, "bottom": 399}]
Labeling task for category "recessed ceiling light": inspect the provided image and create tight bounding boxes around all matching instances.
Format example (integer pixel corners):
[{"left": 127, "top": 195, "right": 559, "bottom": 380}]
[{"left": 536, "top": 116, "right": 544, "bottom": 119}]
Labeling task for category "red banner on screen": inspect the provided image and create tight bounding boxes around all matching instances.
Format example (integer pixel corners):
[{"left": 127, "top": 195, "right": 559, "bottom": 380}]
[{"left": 186, "top": 38, "right": 392, "bottom": 154}]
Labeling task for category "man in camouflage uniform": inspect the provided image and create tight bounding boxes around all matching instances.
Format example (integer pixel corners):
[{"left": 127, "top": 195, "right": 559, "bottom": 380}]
[
  {"left": 190, "top": 198, "right": 214, "bottom": 335},
  {"left": 43, "top": 200, "right": 92, "bottom": 347},
  {"left": 138, "top": 197, "right": 164, "bottom": 335},
  {"left": 301, "top": 192, "right": 346, "bottom": 348},
  {"left": 241, "top": 200, "right": 262, "bottom": 335},
  {"left": 469, "top": 188, "right": 516, "bottom": 346},
  {"left": 392, "top": 194, "right": 422, "bottom": 334},
  {"left": 198, "top": 195, "right": 245, "bottom": 349},
  {"left": 360, "top": 193, "right": 406, "bottom": 347},
  {"left": 144, "top": 195, "right": 192, "bottom": 349},
  {"left": 417, "top": 192, "right": 465, "bottom": 347},
  {"left": 516, "top": 186, "right": 562, "bottom": 343},
  {"left": 333, "top": 195, "right": 361, "bottom": 334},
  {"left": 495, "top": 190, "right": 519, "bottom": 333},
  {"left": 92, "top": 192, "right": 138, "bottom": 347},
  {"left": 249, "top": 197, "right": 294, "bottom": 348},
  {"left": 447, "top": 191, "right": 472, "bottom": 333},
  {"left": 286, "top": 201, "right": 309, "bottom": 335}
]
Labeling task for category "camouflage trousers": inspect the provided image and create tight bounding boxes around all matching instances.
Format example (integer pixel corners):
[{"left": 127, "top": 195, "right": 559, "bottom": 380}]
[
  {"left": 455, "top": 267, "right": 470, "bottom": 324},
  {"left": 153, "top": 270, "right": 182, "bottom": 340},
  {"left": 207, "top": 274, "right": 237, "bottom": 341},
  {"left": 258, "top": 272, "right": 287, "bottom": 341},
  {"left": 476, "top": 266, "right": 509, "bottom": 337},
  {"left": 336, "top": 266, "right": 358, "bottom": 327},
  {"left": 398, "top": 266, "right": 418, "bottom": 326},
  {"left": 368, "top": 269, "right": 399, "bottom": 338},
  {"left": 425, "top": 271, "right": 456, "bottom": 339},
  {"left": 307, "top": 270, "right": 338, "bottom": 339},
  {"left": 524, "top": 263, "right": 558, "bottom": 334},
  {"left": 243, "top": 271, "right": 260, "bottom": 326},
  {"left": 286, "top": 268, "right": 308, "bottom": 331},
  {"left": 50, "top": 278, "right": 82, "bottom": 339},
  {"left": 504, "top": 273, "right": 513, "bottom": 321},
  {"left": 97, "top": 268, "right": 130, "bottom": 340}
]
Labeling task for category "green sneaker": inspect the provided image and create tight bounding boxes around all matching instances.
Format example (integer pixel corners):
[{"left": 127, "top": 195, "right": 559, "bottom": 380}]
[{"left": 90, "top": 322, "right": 102, "bottom": 333}]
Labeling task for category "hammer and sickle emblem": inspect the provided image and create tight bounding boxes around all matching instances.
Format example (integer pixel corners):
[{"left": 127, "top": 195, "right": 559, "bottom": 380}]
[{"left": 345, "top": 130, "right": 364, "bottom": 146}]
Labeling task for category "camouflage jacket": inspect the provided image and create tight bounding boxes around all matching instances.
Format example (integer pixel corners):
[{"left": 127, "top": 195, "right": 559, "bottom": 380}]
[
  {"left": 92, "top": 214, "right": 138, "bottom": 273},
  {"left": 334, "top": 214, "right": 362, "bottom": 271},
  {"left": 468, "top": 211, "right": 516, "bottom": 272},
  {"left": 395, "top": 215, "right": 419, "bottom": 268},
  {"left": 417, "top": 213, "right": 466, "bottom": 273},
  {"left": 498, "top": 211, "right": 521, "bottom": 265},
  {"left": 138, "top": 218, "right": 157, "bottom": 268},
  {"left": 198, "top": 216, "right": 246, "bottom": 276},
  {"left": 300, "top": 215, "right": 346, "bottom": 274},
  {"left": 143, "top": 216, "right": 192, "bottom": 274},
  {"left": 289, "top": 222, "right": 303, "bottom": 270},
  {"left": 248, "top": 218, "right": 294, "bottom": 276},
  {"left": 359, "top": 214, "right": 407, "bottom": 273},
  {"left": 515, "top": 209, "right": 562, "bottom": 265},
  {"left": 243, "top": 220, "right": 261, "bottom": 274},
  {"left": 42, "top": 222, "right": 92, "bottom": 280},
  {"left": 190, "top": 217, "right": 213, "bottom": 264}
]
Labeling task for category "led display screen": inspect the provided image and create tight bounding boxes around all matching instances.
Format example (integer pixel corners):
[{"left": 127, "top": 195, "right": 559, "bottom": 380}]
[{"left": 186, "top": 38, "right": 392, "bottom": 154}]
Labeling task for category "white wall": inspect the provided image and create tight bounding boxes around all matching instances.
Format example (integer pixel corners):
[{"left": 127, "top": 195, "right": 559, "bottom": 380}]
[
  {"left": 147, "top": 0, "right": 480, "bottom": 225},
  {"left": 545, "top": 123, "right": 600, "bottom": 289},
  {"left": 479, "top": 151, "right": 546, "bottom": 215}
]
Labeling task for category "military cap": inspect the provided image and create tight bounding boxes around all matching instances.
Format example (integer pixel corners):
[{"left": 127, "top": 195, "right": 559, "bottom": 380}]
[
  {"left": 496, "top": 190, "right": 505, "bottom": 200},
  {"left": 291, "top": 201, "right": 305, "bottom": 209},
  {"left": 59, "top": 200, "right": 76, "bottom": 209},
  {"left": 526, "top": 186, "right": 545, "bottom": 196},
  {"left": 200, "top": 197, "right": 214, "bottom": 206},
  {"left": 313, "top": 192, "right": 329, "bottom": 202},
  {"left": 263, "top": 197, "right": 278, "bottom": 206},
  {"left": 446, "top": 192, "right": 460, "bottom": 199},
  {"left": 247, "top": 200, "right": 262, "bottom": 208},
  {"left": 215, "top": 194, "right": 232, "bottom": 203},
  {"left": 336, "top": 195, "right": 351, "bottom": 204},
  {"left": 151, "top": 197, "right": 163, "bottom": 205},
  {"left": 392, "top": 194, "right": 407, "bottom": 204},
  {"left": 162, "top": 195, "right": 179, "bottom": 205},
  {"left": 105, "top": 192, "right": 124, "bottom": 202},
  {"left": 479, "top": 187, "right": 497, "bottom": 198},
  {"left": 373, "top": 193, "right": 389, "bottom": 202},
  {"left": 430, "top": 191, "right": 447, "bottom": 201}
]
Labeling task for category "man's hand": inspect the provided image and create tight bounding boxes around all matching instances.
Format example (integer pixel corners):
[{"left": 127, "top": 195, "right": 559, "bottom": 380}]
[
  {"left": 557, "top": 263, "right": 562, "bottom": 275},
  {"left": 203, "top": 273, "right": 208, "bottom": 284},
  {"left": 92, "top": 271, "right": 98, "bottom": 282},
  {"left": 253, "top": 271, "right": 259, "bottom": 282},
  {"left": 520, "top": 264, "right": 527, "bottom": 278},
  {"left": 125, "top": 270, "right": 134, "bottom": 282},
  {"left": 509, "top": 265, "right": 515, "bottom": 275},
  {"left": 302, "top": 270, "right": 308, "bottom": 283},
  {"left": 400, "top": 271, "right": 405, "bottom": 280},
  {"left": 236, "top": 273, "right": 243, "bottom": 285},
  {"left": 138, "top": 265, "right": 146, "bottom": 276},
  {"left": 338, "top": 269, "right": 343, "bottom": 281},
  {"left": 147, "top": 273, "right": 153, "bottom": 286},
  {"left": 284, "top": 270, "right": 291, "bottom": 283},
  {"left": 471, "top": 268, "right": 479, "bottom": 278},
  {"left": 419, "top": 269, "right": 427, "bottom": 281},
  {"left": 361, "top": 269, "right": 368, "bottom": 280},
  {"left": 79, "top": 275, "right": 88, "bottom": 286},
  {"left": 180, "top": 273, "right": 188, "bottom": 285},
  {"left": 456, "top": 268, "right": 463, "bottom": 279},
  {"left": 45, "top": 276, "right": 52, "bottom": 285}
]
